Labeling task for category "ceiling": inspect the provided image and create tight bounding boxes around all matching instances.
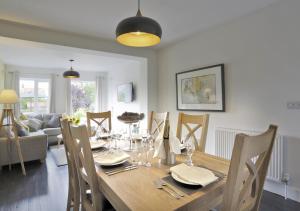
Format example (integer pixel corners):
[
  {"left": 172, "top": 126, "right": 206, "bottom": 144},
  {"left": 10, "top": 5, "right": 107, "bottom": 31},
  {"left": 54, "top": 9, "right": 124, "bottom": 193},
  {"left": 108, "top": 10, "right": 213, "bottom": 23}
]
[
  {"left": 0, "top": 0, "right": 279, "bottom": 48},
  {"left": 0, "top": 37, "right": 140, "bottom": 71}
]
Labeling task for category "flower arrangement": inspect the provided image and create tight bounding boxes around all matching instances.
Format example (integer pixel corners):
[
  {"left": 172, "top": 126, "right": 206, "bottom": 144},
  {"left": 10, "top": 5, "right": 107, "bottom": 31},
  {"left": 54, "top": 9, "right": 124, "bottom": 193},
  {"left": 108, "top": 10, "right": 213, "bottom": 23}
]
[{"left": 62, "top": 114, "right": 80, "bottom": 125}]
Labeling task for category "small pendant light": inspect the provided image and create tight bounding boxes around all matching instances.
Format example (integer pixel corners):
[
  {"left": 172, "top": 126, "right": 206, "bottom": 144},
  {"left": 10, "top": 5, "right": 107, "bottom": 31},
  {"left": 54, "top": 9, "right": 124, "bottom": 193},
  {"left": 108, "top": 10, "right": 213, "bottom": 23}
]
[
  {"left": 63, "top": 59, "right": 80, "bottom": 78},
  {"left": 116, "top": 0, "right": 162, "bottom": 47}
]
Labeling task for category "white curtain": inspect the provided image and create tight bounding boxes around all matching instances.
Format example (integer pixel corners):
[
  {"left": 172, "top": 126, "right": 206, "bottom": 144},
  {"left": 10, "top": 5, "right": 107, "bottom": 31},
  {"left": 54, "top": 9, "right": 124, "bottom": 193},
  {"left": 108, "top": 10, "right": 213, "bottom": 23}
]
[
  {"left": 96, "top": 76, "right": 107, "bottom": 112},
  {"left": 4, "top": 70, "right": 20, "bottom": 117},
  {"left": 65, "top": 79, "right": 72, "bottom": 114},
  {"left": 49, "top": 74, "right": 56, "bottom": 113}
]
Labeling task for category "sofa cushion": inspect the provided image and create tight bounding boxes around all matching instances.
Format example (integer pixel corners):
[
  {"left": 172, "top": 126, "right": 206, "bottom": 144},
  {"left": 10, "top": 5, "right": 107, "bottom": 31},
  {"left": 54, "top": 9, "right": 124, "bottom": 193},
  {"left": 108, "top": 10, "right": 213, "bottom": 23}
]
[
  {"left": 45, "top": 115, "right": 61, "bottom": 128},
  {"left": 28, "top": 130, "right": 46, "bottom": 137},
  {"left": 26, "top": 118, "right": 43, "bottom": 132},
  {"left": 43, "top": 128, "right": 61, "bottom": 136},
  {"left": 26, "top": 113, "right": 43, "bottom": 121}
]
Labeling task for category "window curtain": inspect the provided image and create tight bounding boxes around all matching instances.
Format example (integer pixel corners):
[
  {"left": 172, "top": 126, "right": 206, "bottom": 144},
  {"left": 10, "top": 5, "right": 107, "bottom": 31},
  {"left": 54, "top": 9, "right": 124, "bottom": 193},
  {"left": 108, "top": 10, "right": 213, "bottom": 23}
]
[
  {"left": 49, "top": 74, "right": 56, "bottom": 113},
  {"left": 4, "top": 70, "right": 20, "bottom": 117},
  {"left": 96, "top": 76, "right": 107, "bottom": 112},
  {"left": 65, "top": 79, "right": 72, "bottom": 114}
]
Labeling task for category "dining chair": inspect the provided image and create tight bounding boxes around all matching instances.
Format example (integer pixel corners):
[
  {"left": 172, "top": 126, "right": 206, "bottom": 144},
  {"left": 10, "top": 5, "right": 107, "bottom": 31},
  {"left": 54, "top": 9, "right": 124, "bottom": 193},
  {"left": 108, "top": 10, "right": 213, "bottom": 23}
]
[
  {"left": 222, "top": 125, "right": 278, "bottom": 211},
  {"left": 176, "top": 112, "right": 209, "bottom": 152},
  {"left": 148, "top": 111, "right": 169, "bottom": 140},
  {"left": 86, "top": 111, "right": 112, "bottom": 137},
  {"left": 60, "top": 119, "right": 80, "bottom": 211},
  {"left": 69, "top": 123, "right": 106, "bottom": 211}
]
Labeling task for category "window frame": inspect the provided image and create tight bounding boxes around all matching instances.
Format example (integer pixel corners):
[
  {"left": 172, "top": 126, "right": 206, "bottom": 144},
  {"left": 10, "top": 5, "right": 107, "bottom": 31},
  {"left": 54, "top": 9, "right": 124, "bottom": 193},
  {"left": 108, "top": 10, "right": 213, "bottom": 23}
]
[
  {"left": 19, "top": 77, "right": 51, "bottom": 114},
  {"left": 70, "top": 79, "right": 97, "bottom": 114}
]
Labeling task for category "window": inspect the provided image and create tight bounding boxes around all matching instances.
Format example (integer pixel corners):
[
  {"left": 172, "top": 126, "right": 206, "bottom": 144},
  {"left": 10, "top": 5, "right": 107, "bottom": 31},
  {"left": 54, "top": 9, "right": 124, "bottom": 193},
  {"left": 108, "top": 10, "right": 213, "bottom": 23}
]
[
  {"left": 71, "top": 80, "right": 96, "bottom": 118},
  {"left": 19, "top": 78, "right": 50, "bottom": 113}
]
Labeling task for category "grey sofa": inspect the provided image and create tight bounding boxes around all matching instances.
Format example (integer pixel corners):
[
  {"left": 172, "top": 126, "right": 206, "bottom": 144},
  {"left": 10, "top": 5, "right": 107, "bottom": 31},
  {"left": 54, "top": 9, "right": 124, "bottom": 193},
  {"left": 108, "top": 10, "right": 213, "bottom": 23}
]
[
  {"left": 0, "top": 131, "right": 48, "bottom": 170},
  {"left": 26, "top": 113, "right": 62, "bottom": 146}
]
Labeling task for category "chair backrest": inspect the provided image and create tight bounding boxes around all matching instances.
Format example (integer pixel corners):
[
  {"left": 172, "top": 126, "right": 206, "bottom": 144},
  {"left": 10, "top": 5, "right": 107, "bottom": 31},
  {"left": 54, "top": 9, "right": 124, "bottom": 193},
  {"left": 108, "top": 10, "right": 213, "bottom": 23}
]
[
  {"left": 69, "top": 124, "right": 103, "bottom": 211},
  {"left": 86, "top": 111, "right": 111, "bottom": 137},
  {"left": 222, "top": 125, "right": 278, "bottom": 211},
  {"left": 148, "top": 111, "right": 169, "bottom": 140},
  {"left": 176, "top": 112, "right": 209, "bottom": 152},
  {"left": 60, "top": 119, "right": 80, "bottom": 211}
]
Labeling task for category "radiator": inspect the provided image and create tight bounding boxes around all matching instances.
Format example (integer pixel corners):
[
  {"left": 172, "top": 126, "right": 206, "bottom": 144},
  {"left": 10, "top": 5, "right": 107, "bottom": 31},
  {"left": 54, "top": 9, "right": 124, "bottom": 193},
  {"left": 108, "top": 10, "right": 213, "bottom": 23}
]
[{"left": 215, "top": 127, "right": 284, "bottom": 182}]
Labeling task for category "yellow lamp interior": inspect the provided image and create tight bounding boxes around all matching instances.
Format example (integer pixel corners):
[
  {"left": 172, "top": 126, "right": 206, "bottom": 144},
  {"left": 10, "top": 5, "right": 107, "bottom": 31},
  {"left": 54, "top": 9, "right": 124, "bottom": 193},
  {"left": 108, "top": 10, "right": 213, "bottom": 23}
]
[{"left": 117, "top": 32, "right": 160, "bottom": 47}]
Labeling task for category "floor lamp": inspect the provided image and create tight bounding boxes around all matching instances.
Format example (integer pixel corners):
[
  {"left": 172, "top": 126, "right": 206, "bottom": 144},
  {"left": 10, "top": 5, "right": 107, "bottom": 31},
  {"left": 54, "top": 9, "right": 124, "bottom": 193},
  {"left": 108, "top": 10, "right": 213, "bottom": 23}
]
[{"left": 0, "top": 89, "right": 26, "bottom": 175}]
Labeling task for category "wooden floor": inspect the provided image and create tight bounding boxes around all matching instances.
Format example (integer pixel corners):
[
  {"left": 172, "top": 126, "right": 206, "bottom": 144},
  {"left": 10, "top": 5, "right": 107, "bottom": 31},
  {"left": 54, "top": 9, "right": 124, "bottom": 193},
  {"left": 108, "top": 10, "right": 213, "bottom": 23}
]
[{"left": 0, "top": 153, "right": 300, "bottom": 211}]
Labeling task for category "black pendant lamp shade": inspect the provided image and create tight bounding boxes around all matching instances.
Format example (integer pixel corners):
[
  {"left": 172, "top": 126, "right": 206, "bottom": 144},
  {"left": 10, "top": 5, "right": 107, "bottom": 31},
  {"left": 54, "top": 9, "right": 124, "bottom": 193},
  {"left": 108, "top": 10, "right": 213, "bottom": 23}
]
[
  {"left": 63, "top": 59, "right": 80, "bottom": 78},
  {"left": 116, "top": 0, "right": 162, "bottom": 47}
]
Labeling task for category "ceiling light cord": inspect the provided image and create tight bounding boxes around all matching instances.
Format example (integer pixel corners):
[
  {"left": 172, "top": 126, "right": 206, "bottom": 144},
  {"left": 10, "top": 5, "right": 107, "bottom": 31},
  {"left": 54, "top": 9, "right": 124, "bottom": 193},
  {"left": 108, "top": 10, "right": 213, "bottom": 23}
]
[
  {"left": 69, "top": 59, "right": 74, "bottom": 69},
  {"left": 136, "top": 0, "right": 142, "bottom": 16}
]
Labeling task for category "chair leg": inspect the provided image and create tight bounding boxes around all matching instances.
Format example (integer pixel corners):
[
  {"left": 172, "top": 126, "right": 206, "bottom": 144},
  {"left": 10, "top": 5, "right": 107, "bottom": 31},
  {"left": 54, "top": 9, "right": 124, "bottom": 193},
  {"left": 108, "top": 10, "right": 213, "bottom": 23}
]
[
  {"left": 73, "top": 191, "right": 80, "bottom": 211},
  {"left": 66, "top": 185, "right": 73, "bottom": 211}
]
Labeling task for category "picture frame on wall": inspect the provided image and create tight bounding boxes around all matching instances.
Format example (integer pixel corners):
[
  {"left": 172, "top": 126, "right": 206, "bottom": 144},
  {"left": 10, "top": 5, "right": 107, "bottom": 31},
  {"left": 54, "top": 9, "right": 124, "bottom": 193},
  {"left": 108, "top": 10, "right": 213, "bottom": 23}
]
[{"left": 176, "top": 64, "right": 225, "bottom": 112}]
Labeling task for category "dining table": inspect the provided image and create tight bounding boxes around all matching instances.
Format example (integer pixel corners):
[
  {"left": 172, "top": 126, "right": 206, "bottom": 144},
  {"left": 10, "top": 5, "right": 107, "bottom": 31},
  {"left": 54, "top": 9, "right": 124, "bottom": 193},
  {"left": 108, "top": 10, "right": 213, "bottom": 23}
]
[{"left": 94, "top": 149, "right": 230, "bottom": 211}]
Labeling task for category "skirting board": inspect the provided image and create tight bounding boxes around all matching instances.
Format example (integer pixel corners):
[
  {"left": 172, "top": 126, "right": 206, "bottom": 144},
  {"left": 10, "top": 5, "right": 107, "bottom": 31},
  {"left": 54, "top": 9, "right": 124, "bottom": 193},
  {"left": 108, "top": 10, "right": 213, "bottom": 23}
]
[{"left": 264, "top": 179, "right": 300, "bottom": 203}]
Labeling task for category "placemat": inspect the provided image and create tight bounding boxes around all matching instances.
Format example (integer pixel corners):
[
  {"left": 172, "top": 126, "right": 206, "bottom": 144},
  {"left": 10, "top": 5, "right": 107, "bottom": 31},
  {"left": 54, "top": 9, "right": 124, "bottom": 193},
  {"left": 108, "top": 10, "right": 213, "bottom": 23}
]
[{"left": 162, "top": 166, "right": 226, "bottom": 195}]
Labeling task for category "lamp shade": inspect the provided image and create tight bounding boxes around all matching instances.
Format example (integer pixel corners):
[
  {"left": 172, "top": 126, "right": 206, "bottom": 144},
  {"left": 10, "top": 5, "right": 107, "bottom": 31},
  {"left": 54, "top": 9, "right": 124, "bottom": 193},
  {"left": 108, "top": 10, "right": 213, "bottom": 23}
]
[
  {"left": 116, "top": 15, "right": 162, "bottom": 47},
  {"left": 63, "top": 59, "right": 80, "bottom": 78},
  {"left": 0, "top": 89, "right": 19, "bottom": 104}
]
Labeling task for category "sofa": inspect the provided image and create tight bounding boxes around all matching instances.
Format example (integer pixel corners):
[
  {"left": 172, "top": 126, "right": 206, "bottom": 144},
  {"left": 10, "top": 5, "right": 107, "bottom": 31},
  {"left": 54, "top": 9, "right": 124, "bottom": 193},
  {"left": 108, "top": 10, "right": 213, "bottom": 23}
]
[
  {"left": 0, "top": 131, "right": 48, "bottom": 170},
  {"left": 25, "top": 113, "right": 62, "bottom": 146}
]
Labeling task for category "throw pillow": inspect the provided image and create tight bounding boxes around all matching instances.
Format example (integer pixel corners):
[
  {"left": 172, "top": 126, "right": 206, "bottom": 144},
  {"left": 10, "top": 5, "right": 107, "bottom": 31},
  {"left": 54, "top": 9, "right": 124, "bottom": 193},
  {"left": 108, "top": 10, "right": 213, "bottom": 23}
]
[
  {"left": 46, "top": 115, "right": 61, "bottom": 128},
  {"left": 19, "top": 113, "right": 28, "bottom": 120},
  {"left": 15, "top": 120, "right": 29, "bottom": 137},
  {"left": 27, "top": 118, "right": 43, "bottom": 132}
]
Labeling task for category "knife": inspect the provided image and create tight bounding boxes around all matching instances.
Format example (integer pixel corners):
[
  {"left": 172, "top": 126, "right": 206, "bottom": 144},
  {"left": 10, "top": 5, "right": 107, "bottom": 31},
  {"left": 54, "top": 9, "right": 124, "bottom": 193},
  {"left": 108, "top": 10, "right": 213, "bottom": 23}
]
[{"left": 106, "top": 166, "right": 138, "bottom": 176}]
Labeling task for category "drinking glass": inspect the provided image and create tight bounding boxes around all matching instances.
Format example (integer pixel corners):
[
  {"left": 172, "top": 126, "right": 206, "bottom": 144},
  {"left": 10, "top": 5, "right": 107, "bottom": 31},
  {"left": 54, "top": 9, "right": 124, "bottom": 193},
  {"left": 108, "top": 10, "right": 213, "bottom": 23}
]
[{"left": 185, "top": 137, "right": 194, "bottom": 166}]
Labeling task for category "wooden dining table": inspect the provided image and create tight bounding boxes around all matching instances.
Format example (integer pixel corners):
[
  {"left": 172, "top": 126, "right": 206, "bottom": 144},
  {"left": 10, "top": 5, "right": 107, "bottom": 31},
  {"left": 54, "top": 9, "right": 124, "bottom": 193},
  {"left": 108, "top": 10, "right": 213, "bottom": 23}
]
[{"left": 94, "top": 151, "right": 230, "bottom": 211}]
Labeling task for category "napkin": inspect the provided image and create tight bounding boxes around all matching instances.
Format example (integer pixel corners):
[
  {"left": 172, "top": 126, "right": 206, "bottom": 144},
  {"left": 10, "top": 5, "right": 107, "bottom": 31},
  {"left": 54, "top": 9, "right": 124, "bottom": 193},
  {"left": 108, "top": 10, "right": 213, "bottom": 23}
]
[
  {"left": 94, "top": 151, "right": 130, "bottom": 165},
  {"left": 153, "top": 130, "right": 181, "bottom": 159},
  {"left": 170, "top": 163, "right": 218, "bottom": 187}
]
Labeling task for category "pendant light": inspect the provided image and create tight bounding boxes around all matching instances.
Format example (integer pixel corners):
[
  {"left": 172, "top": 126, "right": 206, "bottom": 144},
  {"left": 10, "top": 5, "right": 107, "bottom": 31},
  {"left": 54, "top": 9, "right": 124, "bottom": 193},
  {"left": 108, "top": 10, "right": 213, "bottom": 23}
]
[
  {"left": 63, "top": 59, "right": 80, "bottom": 78},
  {"left": 116, "top": 0, "right": 162, "bottom": 47}
]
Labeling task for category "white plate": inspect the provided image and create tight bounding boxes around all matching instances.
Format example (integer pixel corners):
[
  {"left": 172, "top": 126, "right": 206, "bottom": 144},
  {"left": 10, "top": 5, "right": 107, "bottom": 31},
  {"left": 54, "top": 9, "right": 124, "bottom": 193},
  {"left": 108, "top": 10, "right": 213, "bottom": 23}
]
[
  {"left": 98, "top": 133, "right": 110, "bottom": 139},
  {"left": 96, "top": 158, "right": 128, "bottom": 166},
  {"left": 171, "top": 172, "right": 200, "bottom": 186},
  {"left": 90, "top": 140, "right": 106, "bottom": 150}
]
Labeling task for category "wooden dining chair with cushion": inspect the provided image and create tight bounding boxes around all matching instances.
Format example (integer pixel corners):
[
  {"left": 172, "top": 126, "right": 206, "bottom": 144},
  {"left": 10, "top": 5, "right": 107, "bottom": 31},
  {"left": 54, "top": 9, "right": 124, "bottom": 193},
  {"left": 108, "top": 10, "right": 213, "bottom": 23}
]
[
  {"left": 148, "top": 111, "right": 169, "bottom": 140},
  {"left": 69, "top": 123, "right": 110, "bottom": 211},
  {"left": 222, "top": 125, "right": 278, "bottom": 211},
  {"left": 60, "top": 119, "right": 80, "bottom": 211},
  {"left": 176, "top": 112, "right": 209, "bottom": 152},
  {"left": 86, "top": 111, "right": 112, "bottom": 137}
]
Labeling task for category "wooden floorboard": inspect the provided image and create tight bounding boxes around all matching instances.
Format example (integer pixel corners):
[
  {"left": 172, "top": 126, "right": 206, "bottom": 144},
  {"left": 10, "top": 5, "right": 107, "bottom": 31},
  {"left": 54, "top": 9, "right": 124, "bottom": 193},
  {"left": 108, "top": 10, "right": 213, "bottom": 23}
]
[{"left": 0, "top": 152, "right": 299, "bottom": 211}]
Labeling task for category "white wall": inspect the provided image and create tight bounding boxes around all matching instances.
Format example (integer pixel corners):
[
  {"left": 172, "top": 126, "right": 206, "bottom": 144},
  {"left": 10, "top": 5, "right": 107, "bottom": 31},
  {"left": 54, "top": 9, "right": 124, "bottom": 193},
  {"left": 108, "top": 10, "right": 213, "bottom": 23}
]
[
  {"left": 157, "top": 0, "right": 300, "bottom": 199},
  {"left": 107, "top": 61, "right": 148, "bottom": 130},
  {"left": 0, "top": 58, "right": 5, "bottom": 91}
]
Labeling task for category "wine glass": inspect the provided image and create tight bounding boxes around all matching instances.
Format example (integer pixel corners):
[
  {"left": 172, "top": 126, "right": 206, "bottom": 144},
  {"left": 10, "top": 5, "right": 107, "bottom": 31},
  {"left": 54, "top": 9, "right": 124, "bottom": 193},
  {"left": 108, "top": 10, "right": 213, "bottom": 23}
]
[
  {"left": 141, "top": 130, "right": 153, "bottom": 167},
  {"left": 185, "top": 136, "right": 195, "bottom": 166}
]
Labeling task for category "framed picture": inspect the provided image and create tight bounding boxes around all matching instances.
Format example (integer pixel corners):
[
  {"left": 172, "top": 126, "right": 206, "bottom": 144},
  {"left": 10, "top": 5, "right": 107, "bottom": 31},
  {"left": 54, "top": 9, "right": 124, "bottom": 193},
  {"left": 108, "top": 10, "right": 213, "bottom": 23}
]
[{"left": 176, "top": 64, "right": 225, "bottom": 112}]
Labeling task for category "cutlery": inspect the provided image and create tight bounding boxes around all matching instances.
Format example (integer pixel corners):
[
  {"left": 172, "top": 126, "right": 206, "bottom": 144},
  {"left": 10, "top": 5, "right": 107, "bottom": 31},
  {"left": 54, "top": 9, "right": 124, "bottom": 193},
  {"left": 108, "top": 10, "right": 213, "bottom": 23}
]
[
  {"left": 106, "top": 166, "right": 138, "bottom": 176},
  {"left": 105, "top": 165, "right": 136, "bottom": 174},
  {"left": 153, "top": 180, "right": 180, "bottom": 199},
  {"left": 158, "top": 179, "right": 185, "bottom": 197}
]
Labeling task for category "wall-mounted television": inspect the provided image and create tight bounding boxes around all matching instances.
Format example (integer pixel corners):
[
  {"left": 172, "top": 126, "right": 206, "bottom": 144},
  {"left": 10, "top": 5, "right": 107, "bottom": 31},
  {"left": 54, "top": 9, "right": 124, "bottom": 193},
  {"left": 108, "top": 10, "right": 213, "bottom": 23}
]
[{"left": 117, "top": 82, "right": 134, "bottom": 103}]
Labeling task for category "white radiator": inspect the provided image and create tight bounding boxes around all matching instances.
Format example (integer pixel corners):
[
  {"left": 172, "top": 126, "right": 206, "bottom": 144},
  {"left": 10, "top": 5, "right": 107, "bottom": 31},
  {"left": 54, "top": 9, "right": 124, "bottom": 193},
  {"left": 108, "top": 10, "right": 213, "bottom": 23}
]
[{"left": 215, "top": 127, "right": 284, "bottom": 182}]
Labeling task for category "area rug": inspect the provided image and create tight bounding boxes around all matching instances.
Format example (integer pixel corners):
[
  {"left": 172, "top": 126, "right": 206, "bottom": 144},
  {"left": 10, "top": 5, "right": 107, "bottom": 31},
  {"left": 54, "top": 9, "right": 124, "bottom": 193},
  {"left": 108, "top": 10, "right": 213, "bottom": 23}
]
[{"left": 50, "top": 146, "right": 67, "bottom": 166}]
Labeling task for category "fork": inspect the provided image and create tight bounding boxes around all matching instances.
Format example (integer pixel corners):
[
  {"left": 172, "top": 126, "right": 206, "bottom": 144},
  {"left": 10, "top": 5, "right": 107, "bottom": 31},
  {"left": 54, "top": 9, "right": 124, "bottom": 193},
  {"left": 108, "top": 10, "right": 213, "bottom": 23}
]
[{"left": 153, "top": 180, "right": 180, "bottom": 199}]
